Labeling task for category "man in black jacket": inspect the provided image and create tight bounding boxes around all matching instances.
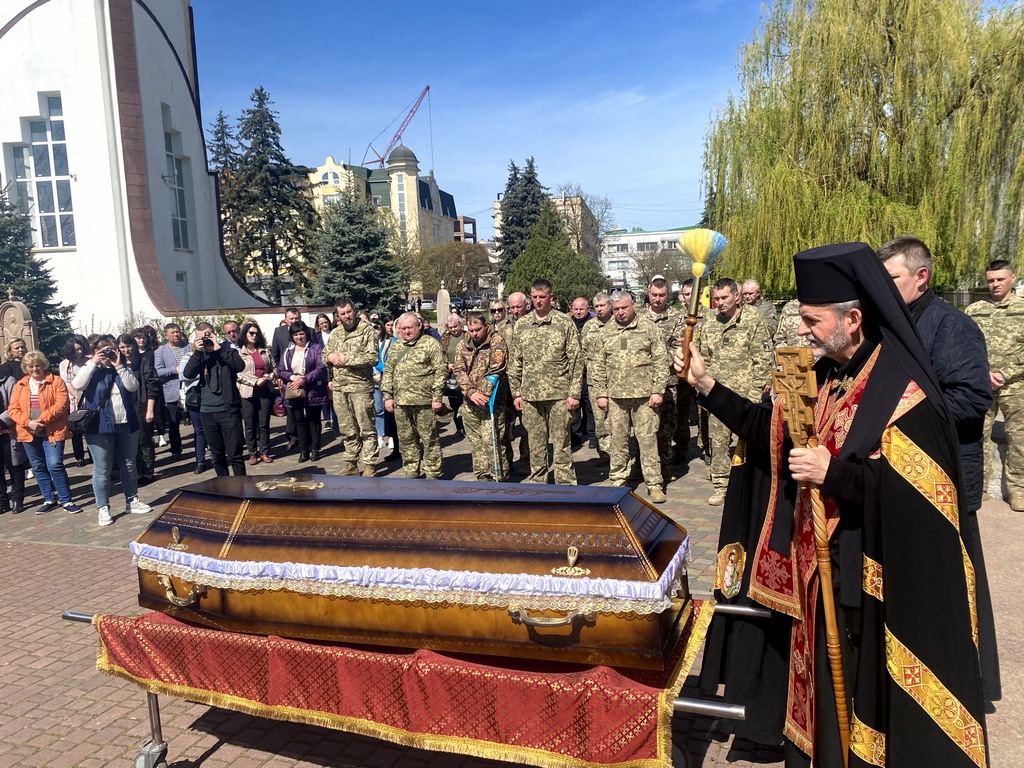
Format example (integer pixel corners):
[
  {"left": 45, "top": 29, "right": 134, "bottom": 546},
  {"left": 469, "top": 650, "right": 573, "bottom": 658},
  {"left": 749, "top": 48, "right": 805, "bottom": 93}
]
[
  {"left": 183, "top": 322, "right": 246, "bottom": 477},
  {"left": 879, "top": 234, "right": 1000, "bottom": 706}
]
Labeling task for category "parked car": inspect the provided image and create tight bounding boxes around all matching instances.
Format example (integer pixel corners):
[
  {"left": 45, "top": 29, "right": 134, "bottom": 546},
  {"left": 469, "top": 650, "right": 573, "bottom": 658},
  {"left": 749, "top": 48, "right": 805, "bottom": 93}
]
[
  {"left": 419, "top": 298, "right": 436, "bottom": 311},
  {"left": 450, "top": 296, "right": 466, "bottom": 311},
  {"left": 465, "top": 295, "right": 482, "bottom": 309}
]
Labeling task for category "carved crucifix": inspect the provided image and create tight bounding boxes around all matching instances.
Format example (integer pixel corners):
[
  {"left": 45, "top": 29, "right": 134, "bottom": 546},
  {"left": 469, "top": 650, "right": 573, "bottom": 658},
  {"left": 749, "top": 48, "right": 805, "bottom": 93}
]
[{"left": 772, "top": 346, "right": 818, "bottom": 448}]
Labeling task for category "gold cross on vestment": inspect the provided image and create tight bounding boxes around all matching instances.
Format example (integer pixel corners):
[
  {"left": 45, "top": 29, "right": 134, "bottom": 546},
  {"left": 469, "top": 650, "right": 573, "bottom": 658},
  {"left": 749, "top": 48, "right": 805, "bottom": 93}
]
[{"left": 772, "top": 346, "right": 818, "bottom": 448}]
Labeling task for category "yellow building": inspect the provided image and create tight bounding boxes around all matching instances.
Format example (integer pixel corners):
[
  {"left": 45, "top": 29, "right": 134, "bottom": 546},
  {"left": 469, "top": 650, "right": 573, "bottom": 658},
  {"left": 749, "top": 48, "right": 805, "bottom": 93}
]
[{"left": 308, "top": 145, "right": 458, "bottom": 256}]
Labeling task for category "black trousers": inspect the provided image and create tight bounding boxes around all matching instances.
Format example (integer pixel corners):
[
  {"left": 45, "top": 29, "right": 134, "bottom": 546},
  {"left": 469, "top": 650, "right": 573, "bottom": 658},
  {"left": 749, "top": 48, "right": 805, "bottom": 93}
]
[
  {"left": 240, "top": 391, "right": 274, "bottom": 455},
  {"left": 164, "top": 400, "right": 184, "bottom": 454},
  {"left": 200, "top": 409, "right": 246, "bottom": 476},
  {"left": 292, "top": 401, "right": 322, "bottom": 453},
  {"left": 135, "top": 407, "right": 155, "bottom": 478},
  {"left": 0, "top": 438, "right": 26, "bottom": 506}
]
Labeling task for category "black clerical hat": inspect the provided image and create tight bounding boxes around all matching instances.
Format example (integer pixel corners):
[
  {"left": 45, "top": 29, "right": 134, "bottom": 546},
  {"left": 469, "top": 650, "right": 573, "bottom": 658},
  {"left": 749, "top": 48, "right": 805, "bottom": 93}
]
[{"left": 793, "top": 242, "right": 875, "bottom": 304}]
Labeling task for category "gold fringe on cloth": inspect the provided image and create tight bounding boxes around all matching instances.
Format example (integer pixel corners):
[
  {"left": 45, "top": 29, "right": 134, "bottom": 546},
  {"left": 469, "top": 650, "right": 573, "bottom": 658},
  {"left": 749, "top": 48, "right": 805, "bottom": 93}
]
[{"left": 95, "top": 601, "right": 715, "bottom": 768}]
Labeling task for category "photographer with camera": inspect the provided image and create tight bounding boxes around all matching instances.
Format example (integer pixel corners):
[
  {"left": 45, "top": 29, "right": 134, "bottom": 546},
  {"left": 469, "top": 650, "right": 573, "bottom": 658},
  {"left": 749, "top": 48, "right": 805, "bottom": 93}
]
[
  {"left": 183, "top": 322, "right": 246, "bottom": 477},
  {"left": 73, "top": 336, "right": 151, "bottom": 526}
]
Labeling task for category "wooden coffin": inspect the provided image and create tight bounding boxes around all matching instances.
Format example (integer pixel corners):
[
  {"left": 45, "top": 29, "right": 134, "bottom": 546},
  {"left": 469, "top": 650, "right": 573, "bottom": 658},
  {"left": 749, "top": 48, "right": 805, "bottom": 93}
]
[{"left": 132, "top": 476, "right": 691, "bottom": 669}]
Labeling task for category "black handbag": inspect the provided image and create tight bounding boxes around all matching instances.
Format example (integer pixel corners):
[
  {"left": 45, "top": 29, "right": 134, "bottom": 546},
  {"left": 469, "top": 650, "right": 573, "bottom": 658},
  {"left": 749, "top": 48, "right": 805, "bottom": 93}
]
[
  {"left": 68, "top": 373, "right": 115, "bottom": 435},
  {"left": 67, "top": 407, "right": 98, "bottom": 435}
]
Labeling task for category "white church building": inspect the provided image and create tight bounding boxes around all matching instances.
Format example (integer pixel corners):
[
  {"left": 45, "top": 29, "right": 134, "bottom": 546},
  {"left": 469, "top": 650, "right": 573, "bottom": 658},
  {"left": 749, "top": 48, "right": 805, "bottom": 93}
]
[{"left": 0, "top": 0, "right": 266, "bottom": 332}]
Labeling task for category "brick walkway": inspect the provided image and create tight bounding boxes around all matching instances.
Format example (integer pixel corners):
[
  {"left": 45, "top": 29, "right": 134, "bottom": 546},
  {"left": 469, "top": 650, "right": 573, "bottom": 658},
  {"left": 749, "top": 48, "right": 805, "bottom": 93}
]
[{"left": 0, "top": 417, "right": 1017, "bottom": 767}]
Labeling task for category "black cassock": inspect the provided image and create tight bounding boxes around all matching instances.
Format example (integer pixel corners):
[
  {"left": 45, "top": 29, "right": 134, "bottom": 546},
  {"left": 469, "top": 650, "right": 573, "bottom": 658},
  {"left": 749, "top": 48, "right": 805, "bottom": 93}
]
[{"left": 698, "top": 340, "right": 988, "bottom": 768}]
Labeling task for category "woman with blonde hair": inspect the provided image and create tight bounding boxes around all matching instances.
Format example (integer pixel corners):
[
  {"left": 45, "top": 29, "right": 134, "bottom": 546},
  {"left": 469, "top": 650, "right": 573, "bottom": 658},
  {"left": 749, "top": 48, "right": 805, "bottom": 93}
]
[{"left": 7, "top": 350, "right": 81, "bottom": 514}]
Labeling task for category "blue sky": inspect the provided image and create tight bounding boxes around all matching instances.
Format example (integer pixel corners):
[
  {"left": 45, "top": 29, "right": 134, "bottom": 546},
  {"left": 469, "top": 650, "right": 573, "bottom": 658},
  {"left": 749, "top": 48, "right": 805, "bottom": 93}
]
[{"left": 190, "top": 0, "right": 765, "bottom": 239}]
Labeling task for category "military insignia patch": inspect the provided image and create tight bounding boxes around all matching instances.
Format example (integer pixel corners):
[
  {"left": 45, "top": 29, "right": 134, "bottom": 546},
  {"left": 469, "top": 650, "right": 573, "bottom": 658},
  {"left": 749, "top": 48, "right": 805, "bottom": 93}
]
[
  {"left": 493, "top": 349, "right": 505, "bottom": 365},
  {"left": 715, "top": 542, "right": 745, "bottom": 599}
]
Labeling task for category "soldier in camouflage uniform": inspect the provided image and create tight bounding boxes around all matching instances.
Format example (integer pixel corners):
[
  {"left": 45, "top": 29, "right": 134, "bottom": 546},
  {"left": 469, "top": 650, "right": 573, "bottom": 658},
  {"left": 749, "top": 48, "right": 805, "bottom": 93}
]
[
  {"left": 495, "top": 292, "right": 529, "bottom": 469},
  {"left": 508, "top": 279, "right": 582, "bottom": 485},
  {"left": 453, "top": 312, "right": 509, "bottom": 481},
  {"left": 674, "top": 279, "right": 707, "bottom": 459},
  {"left": 591, "top": 291, "right": 670, "bottom": 502},
  {"left": 741, "top": 279, "right": 778, "bottom": 335},
  {"left": 322, "top": 299, "right": 379, "bottom": 476},
  {"left": 581, "top": 292, "right": 613, "bottom": 463},
  {"left": 382, "top": 312, "right": 447, "bottom": 480},
  {"left": 773, "top": 299, "right": 808, "bottom": 348},
  {"left": 966, "top": 259, "right": 1024, "bottom": 510},
  {"left": 645, "top": 277, "right": 685, "bottom": 481},
  {"left": 697, "top": 278, "right": 773, "bottom": 505}
]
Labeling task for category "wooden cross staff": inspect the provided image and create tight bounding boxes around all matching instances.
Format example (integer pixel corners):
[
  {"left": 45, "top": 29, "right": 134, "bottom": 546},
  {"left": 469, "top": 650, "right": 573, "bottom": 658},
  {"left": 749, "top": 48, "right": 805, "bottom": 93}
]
[{"left": 772, "top": 347, "right": 850, "bottom": 768}]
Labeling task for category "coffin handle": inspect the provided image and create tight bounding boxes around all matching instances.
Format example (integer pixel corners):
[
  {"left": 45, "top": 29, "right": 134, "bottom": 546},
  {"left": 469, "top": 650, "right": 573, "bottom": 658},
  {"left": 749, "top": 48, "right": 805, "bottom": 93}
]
[
  {"left": 508, "top": 606, "right": 596, "bottom": 627},
  {"left": 156, "top": 576, "right": 208, "bottom": 608}
]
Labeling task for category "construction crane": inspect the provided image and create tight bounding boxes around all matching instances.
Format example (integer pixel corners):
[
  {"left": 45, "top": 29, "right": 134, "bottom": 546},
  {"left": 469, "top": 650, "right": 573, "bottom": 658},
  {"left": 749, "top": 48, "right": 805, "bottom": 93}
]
[{"left": 361, "top": 85, "right": 431, "bottom": 168}]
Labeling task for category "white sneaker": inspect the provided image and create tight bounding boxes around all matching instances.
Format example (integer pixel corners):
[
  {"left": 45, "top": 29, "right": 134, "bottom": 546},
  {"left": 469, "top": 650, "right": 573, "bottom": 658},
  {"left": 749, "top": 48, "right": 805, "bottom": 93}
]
[
  {"left": 125, "top": 496, "right": 152, "bottom": 514},
  {"left": 158, "top": 436, "right": 168, "bottom": 447},
  {"left": 97, "top": 506, "right": 113, "bottom": 526}
]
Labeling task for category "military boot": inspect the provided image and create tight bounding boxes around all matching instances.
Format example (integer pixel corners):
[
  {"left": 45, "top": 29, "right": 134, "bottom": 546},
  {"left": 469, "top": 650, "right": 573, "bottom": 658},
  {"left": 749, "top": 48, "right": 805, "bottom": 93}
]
[
  {"left": 362, "top": 464, "right": 377, "bottom": 477},
  {"left": 339, "top": 461, "right": 359, "bottom": 476},
  {"left": 647, "top": 486, "right": 667, "bottom": 504}
]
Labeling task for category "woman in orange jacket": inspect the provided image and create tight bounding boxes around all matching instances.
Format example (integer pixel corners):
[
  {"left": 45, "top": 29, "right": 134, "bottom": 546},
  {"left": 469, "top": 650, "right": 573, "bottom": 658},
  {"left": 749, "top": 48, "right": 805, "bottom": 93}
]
[{"left": 7, "top": 350, "right": 81, "bottom": 515}]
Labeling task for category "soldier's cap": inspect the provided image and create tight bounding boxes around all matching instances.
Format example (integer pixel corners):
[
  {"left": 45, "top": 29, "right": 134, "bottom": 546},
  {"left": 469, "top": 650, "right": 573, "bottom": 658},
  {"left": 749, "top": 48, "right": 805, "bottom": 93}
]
[{"left": 650, "top": 274, "right": 666, "bottom": 284}]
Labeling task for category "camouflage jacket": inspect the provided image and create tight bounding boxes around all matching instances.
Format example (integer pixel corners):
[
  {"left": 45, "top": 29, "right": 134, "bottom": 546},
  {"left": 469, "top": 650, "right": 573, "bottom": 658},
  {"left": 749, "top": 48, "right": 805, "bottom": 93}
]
[
  {"left": 321, "top": 319, "right": 378, "bottom": 393},
  {"left": 698, "top": 304, "right": 773, "bottom": 401},
  {"left": 580, "top": 316, "right": 611, "bottom": 368},
  {"left": 966, "top": 292, "right": 1024, "bottom": 395},
  {"left": 646, "top": 306, "right": 685, "bottom": 379},
  {"left": 751, "top": 298, "right": 778, "bottom": 335},
  {"left": 773, "top": 299, "right": 807, "bottom": 348},
  {"left": 453, "top": 328, "right": 508, "bottom": 401},
  {"left": 508, "top": 310, "right": 583, "bottom": 402},
  {"left": 590, "top": 314, "right": 669, "bottom": 400},
  {"left": 382, "top": 333, "right": 447, "bottom": 406}
]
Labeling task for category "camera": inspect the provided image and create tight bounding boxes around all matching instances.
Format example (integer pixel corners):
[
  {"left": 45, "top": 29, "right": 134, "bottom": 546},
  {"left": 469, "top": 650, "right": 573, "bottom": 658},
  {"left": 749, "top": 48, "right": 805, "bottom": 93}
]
[
  {"left": 102, "top": 348, "right": 117, "bottom": 361},
  {"left": 201, "top": 334, "right": 214, "bottom": 348}
]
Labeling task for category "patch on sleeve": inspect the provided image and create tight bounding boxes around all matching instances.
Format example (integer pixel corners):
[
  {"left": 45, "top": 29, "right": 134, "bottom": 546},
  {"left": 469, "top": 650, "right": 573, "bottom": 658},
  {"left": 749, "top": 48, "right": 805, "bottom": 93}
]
[{"left": 493, "top": 349, "right": 505, "bottom": 365}]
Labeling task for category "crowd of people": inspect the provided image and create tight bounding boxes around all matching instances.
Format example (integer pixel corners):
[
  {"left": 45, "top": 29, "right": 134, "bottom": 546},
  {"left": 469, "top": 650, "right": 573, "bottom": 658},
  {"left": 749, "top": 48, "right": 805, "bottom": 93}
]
[{"left": 0, "top": 234, "right": 1011, "bottom": 763}]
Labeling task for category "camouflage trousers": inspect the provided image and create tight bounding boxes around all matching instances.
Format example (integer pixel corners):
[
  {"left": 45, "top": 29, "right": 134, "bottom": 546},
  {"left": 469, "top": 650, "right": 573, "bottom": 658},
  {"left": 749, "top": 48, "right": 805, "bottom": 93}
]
[
  {"left": 463, "top": 400, "right": 508, "bottom": 481},
  {"left": 334, "top": 390, "right": 378, "bottom": 468},
  {"left": 984, "top": 391, "right": 1024, "bottom": 505},
  {"left": 708, "top": 414, "right": 733, "bottom": 492},
  {"left": 607, "top": 398, "right": 662, "bottom": 489},
  {"left": 655, "top": 386, "right": 676, "bottom": 479},
  {"left": 521, "top": 399, "right": 577, "bottom": 485},
  {"left": 588, "top": 389, "right": 611, "bottom": 454},
  {"left": 394, "top": 404, "right": 442, "bottom": 479}
]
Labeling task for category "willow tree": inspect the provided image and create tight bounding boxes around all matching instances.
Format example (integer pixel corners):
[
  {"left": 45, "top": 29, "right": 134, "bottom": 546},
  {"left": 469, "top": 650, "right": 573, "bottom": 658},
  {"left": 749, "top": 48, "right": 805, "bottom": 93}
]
[{"left": 703, "top": 0, "right": 1024, "bottom": 293}]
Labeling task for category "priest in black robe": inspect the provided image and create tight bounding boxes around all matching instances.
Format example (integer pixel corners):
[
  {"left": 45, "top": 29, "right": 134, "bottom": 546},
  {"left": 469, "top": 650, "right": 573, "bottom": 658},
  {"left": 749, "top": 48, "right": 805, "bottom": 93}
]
[{"left": 679, "top": 242, "right": 987, "bottom": 767}]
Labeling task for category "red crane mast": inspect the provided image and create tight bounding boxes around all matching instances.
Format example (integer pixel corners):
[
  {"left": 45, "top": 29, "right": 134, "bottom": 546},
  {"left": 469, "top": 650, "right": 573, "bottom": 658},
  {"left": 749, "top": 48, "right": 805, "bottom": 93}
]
[{"left": 361, "top": 85, "right": 431, "bottom": 168}]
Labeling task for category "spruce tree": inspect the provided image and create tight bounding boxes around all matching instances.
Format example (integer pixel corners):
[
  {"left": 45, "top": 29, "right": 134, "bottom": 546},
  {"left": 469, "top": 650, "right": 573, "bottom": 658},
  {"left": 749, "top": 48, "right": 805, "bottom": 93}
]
[
  {"left": 207, "top": 110, "right": 241, "bottom": 272},
  {"left": 231, "top": 87, "right": 318, "bottom": 303},
  {"left": 506, "top": 199, "right": 605, "bottom": 304},
  {"left": 0, "top": 190, "right": 74, "bottom": 365},
  {"left": 308, "top": 190, "right": 405, "bottom": 316},
  {"left": 496, "top": 157, "right": 547, "bottom": 278}
]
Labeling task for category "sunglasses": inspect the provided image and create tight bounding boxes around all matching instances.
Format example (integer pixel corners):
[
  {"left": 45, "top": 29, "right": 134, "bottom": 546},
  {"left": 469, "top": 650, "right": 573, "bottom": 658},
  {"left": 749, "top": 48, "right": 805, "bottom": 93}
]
[{"left": 490, "top": 308, "right": 505, "bottom": 313}]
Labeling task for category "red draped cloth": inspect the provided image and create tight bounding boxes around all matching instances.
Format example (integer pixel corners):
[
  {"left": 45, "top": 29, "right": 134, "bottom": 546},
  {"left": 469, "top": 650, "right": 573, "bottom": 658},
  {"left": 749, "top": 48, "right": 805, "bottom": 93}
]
[{"left": 96, "top": 600, "right": 712, "bottom": 768}]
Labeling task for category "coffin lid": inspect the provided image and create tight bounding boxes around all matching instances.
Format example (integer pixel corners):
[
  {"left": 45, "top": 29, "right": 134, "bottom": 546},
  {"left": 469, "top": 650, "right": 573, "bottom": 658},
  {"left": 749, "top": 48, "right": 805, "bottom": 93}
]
[{"left": 132, "top": 476, "right": 689, "bottom": 615}]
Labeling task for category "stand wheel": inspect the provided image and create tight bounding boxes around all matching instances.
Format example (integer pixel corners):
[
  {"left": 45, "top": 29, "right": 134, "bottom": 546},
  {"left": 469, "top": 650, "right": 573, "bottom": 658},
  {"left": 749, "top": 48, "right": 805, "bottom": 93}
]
[{"left": 671, "top": 744, "right": 691, "bottom": 768}]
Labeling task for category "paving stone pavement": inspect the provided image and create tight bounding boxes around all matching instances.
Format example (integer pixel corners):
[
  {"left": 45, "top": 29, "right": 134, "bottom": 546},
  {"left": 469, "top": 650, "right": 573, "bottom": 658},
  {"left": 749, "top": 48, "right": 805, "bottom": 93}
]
[{"left": 0, "top": 416, "right": 1018, "bottom": 767}]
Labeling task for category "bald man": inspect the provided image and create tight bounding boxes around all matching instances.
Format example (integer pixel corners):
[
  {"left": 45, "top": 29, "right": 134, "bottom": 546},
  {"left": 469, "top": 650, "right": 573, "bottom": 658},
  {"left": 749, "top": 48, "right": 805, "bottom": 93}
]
[{"left": 741, "top": 279, "right": 777, "bottom": 335}]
